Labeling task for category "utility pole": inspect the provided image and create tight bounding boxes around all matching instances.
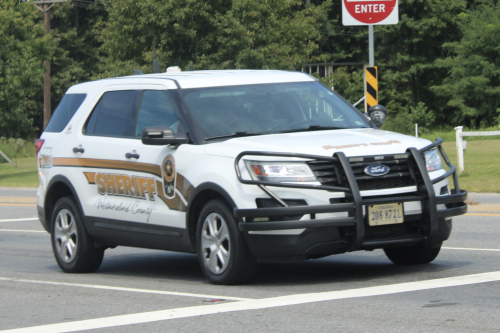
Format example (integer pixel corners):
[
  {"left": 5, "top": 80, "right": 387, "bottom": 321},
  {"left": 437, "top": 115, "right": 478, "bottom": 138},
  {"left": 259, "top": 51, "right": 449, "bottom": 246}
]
[{"left": 27, "top": 0, "right": 70, "bottom": 129}]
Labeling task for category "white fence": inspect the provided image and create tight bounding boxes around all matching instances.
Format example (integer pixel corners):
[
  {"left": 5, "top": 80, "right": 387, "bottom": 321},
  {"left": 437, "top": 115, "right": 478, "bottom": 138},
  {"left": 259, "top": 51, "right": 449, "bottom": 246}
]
[{"left": 454, "top": 126, "right": 500, "bottom": 173}]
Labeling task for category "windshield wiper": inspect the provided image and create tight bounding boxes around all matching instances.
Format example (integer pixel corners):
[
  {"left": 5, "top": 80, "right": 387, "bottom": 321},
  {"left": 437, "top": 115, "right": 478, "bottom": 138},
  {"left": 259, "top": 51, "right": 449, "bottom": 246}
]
[
  {"left": 280, "top": 125, "right": 345, "bottom": 133},
  {"left": 205, "top": 131, "right": 266, "bottom": 141}
]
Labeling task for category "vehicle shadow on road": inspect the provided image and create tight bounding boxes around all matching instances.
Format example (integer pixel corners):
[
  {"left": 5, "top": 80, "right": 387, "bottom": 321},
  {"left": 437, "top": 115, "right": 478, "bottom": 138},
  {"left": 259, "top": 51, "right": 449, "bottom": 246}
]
[
  {"left": 94, "top": 250, "right": 204, "bottom": 282},
  {"left": 253, "top": 251, "right": 464, "bottom": 286},
  {"left": 81, "top": 249, "right": 467, "bottom": 286}
]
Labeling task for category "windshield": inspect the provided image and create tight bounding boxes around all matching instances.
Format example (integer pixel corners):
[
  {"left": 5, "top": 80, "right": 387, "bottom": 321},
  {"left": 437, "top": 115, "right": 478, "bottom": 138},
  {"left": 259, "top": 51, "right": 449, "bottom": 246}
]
[{"left": 181, "top": 81, "right": 370, "bottom": 140}]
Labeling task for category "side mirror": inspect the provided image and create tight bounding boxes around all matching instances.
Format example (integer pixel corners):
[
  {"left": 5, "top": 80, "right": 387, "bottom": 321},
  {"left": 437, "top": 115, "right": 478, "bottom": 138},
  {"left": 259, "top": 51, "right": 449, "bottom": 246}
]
[
  {"left": 368, "top": 105, "right": 387, "bottom": 129},
  {"left": 141, "top": 126, "right": 188, "bottom": 146}
]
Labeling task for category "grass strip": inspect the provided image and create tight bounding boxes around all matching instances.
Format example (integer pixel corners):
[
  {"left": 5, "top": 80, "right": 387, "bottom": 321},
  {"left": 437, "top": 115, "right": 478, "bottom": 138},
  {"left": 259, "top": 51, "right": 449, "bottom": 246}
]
[
  {"left": 441, "top": 140, "right": 500, "bottom": 193},
  {"left": 0, "top": 157, "right": 38, "bottom": 188}
]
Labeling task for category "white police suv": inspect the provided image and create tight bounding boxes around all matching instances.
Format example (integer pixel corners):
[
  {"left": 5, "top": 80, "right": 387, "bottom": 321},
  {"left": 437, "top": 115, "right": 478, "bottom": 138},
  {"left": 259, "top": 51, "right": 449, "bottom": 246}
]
[{"left": 36, "top": 70, "right": 467, "bottom": 284}]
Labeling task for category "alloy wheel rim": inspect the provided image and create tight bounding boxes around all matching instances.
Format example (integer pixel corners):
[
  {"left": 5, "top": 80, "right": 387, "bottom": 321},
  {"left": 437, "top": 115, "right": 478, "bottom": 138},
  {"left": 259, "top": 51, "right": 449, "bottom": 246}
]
[
  {"left": 54, "top": 208, "right": 78, "bottom": 263},
  {"left": 201, "top": 212, "right": 231, "bottom": 274}
]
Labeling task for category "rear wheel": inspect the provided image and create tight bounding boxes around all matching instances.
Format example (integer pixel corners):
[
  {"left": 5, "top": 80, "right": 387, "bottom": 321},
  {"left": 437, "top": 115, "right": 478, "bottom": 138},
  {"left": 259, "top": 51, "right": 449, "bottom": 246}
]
[
  {"left": 51, "top": 197, "right": 104, "bottom": 273},
  {"left": 384, "top": 243, "right": 441, "bottom": 265},
  {"left": 196, "top": 199, "right": 257, "bottom": 285}
]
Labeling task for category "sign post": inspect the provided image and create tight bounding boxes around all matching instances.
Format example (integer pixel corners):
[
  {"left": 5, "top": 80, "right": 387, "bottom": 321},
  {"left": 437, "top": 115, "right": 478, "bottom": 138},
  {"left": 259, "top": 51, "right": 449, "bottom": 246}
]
[{"left": 368, "top": 25, "right": 375, "bottom": 66}]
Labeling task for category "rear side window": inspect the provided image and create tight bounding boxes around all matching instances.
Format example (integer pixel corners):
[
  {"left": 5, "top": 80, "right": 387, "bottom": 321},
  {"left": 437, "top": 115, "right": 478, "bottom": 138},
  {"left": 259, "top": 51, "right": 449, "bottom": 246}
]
[
  {"left": 45, "top": 94, "right": 87, "bottom": 132},
  {"left": 85, "top": 90, "right": 141, "bottom": 137}
]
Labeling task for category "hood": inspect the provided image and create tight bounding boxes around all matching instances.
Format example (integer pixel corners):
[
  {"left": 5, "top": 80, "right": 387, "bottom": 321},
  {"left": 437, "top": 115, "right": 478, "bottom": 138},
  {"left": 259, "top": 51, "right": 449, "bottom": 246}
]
[{"left": 204, "top": 128, "right": 432, "bottom": 158}]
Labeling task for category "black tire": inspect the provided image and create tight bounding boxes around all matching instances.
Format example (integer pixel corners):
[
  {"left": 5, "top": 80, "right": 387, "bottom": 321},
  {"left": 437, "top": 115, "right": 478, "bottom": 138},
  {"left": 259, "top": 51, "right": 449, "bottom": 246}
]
[
  {"left": 384, "top": 243, "right": 442, "bottom": 265},
  {"left": 50, "top": 196, "right": 104, "bottom": 273},
  {"left": 196, "top": 199, "right": 257, "bottom": 285}
]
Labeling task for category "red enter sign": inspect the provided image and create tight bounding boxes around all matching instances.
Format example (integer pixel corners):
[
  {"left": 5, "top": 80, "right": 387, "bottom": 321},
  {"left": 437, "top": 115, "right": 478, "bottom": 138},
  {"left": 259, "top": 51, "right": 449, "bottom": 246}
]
[{"left": 343, "top": 0, "right": 397, "bottom": 24}]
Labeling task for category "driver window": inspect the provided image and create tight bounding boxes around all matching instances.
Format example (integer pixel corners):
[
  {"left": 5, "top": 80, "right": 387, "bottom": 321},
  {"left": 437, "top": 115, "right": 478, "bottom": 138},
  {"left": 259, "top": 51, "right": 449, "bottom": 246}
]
[{"left": 135, "top": 90, "right": 180, "bottom": 137}]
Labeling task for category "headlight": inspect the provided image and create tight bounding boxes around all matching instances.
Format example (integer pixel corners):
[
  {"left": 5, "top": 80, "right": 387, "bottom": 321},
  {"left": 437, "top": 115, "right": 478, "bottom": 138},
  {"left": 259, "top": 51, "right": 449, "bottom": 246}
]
[
  {"left": 424, "top": 149, "right": 444, "bottom": 172},
  {"left": 244, "top": 160, "right": 317, "bottom": 182}
]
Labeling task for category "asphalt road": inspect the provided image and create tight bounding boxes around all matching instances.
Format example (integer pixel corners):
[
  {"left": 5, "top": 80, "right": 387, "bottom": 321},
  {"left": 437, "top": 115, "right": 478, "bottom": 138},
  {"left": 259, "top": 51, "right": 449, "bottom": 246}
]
[{"left": 0, "top": 188, "right": 499, "bottom": 332}]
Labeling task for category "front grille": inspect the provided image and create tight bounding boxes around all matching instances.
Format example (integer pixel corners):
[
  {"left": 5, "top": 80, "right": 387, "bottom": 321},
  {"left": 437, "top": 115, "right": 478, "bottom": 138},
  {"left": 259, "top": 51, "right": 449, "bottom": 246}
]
[
  {"left": 308, "top": 154, "right": 416, "bottom": 191},
  {"left": 307, "top": 160, "right": 338, "bottom": 185}
]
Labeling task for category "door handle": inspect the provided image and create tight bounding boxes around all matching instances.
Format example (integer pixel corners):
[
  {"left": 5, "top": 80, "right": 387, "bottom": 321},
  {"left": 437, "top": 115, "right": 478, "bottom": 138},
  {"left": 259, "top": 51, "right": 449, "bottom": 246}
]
[
  {"left": 126, "top": 152, "right": 140, "bottom": 159},
  {"left": 72, "top": 146, "right": 84, "bottom": 154}
]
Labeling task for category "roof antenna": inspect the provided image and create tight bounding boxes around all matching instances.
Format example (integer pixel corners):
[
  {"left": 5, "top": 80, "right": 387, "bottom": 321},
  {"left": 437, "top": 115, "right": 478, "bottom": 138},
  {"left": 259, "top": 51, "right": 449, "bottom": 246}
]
[{"left": 134, "top": 70, "right": 144, "bottom": 75}]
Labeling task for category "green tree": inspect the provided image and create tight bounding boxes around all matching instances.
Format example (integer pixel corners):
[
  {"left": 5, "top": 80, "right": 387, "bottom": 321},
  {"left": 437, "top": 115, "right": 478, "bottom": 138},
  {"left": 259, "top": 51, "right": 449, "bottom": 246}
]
[
  {"left": 313, "top": 0, "right": 369, "bottom": 63},
  {"left": 375, "top": 0, "right": 467, "bottom": 125},
  {"left": 0, "top": 0, "right": 51, "bottom": 138},
  {"left": 98, "top": 0, "right": 327, "bottom": 76},
  {"left": 49, "top": 2, "right": 107, "bottom": 122},
  {"left": 432, "top": 4, "right": 500, "bottom": 127},
  {"left": 98, "top": 0, "right": 233, "bottom": 76},
  {"left": 0, "top": 1, "right": 107, "bottom": 138},
  {"left": 198, "top": 0, "right": 326, "bottom": 69}
]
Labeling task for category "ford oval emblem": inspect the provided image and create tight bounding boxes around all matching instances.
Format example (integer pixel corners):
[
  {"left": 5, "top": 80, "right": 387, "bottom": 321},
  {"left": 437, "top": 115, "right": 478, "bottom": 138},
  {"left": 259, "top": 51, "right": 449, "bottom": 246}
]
[{"left": 364, "top": 164, "right": 390, "bottom": 177}]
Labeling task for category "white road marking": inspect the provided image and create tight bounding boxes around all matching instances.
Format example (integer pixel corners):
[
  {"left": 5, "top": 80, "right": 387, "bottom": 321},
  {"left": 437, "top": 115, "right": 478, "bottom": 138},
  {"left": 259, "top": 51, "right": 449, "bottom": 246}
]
[
  {"left": 0, "top": 229, "right": 46, "bottom": 233},
  {"left": 0, "top": 218, "right": 38, "bottom": 223},
  {"left": 0, "top": 277, "right": 251, "bottom": 301},
  {"left": 443, "top": 246, "right": 500, "bottom": 252},
  {"left": 3, "top": 271, "right": 500, "bottom": 333}
]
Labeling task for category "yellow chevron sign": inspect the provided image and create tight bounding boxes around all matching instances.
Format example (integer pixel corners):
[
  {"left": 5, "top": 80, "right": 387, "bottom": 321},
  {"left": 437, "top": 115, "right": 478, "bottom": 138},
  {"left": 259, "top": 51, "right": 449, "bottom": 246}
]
[{"left": 365, "top": 66, "right": 378, "bottom": 109}]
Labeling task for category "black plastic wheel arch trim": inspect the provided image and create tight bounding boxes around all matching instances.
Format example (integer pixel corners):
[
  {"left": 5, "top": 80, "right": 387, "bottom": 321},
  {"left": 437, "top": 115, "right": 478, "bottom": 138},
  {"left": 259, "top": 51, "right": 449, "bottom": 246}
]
[
  {"left": 45, "top": 175, "right": 86, "bottom": 232},
  {"left": 185, "top": 182, "right": 238, "bottom": 250}
]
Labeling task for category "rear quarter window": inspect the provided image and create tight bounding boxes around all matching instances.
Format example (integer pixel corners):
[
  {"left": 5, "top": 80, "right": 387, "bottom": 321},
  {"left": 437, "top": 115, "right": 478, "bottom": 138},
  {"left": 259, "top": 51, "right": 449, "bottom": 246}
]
[{"left": 45, "top": 94, "right": 87, "bottom": 132}]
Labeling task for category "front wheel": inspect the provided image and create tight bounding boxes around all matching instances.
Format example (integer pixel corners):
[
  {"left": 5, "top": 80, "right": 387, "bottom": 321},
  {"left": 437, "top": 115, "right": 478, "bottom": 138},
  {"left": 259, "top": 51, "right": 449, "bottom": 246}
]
[
  {"left": 51, "top": 197, "right": 104, "bottom": 273},
  {"left": 384, "top": 243, "right": 441, "bottom": 265},
  {"left": 196, "top": 199, "right": 257, "bottom": 285}
]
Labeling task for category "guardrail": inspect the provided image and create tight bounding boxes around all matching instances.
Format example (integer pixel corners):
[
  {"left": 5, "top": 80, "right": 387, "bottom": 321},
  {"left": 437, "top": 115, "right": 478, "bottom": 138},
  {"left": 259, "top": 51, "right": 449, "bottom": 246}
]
[{"left": 454, "top": 126, "right": 500, "bottom": 173}]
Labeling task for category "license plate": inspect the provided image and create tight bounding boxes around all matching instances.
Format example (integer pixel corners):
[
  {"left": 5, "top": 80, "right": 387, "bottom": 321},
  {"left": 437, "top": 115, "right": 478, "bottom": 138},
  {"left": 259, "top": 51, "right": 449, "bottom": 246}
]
[{"left": 367, "top": 203, "right": 404, "bottom": 226}]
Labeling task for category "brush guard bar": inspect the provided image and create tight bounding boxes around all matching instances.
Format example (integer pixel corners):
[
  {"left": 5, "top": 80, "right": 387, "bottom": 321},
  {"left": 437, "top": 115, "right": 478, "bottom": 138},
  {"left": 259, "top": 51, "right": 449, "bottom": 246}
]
[{"left": 233, "top": 138, "right": 467, "bottom": 251}]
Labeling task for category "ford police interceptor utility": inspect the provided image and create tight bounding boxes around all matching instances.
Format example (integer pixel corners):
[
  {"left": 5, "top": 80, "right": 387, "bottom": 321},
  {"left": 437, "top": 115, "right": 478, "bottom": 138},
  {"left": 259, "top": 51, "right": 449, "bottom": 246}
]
[{"left": 36, "top": 70, "right": 467, "bottom": 285}]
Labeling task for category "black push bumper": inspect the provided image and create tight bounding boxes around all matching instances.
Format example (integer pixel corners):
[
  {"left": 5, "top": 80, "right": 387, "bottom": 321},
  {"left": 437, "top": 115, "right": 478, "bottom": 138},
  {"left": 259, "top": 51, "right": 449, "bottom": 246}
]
[{"left": 233, "top": 139, "right": 467, "bottom": 254}]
